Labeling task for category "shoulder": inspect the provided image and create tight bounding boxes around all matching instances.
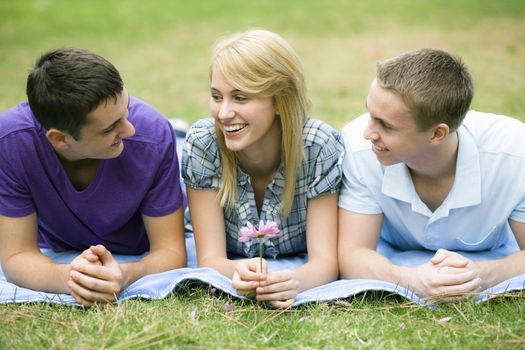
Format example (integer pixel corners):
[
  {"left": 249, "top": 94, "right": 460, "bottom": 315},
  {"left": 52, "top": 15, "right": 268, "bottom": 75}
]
[
  {"left": 341, "top": 113, "right": 372, "bottom": 153},
  {"left": 182, "top": 118, "right": 220, "bottom": 186},
  {"left": 0, "top": 102, "right": 40, "bottom": 139},
  {"left": 303, "top": 118, "right": 343, "bottom": 149},
  {"left": 185, "top": 118, "right": 217, "bottom": 150},
  {"left": 125, "top": 97, "right": 174, "bottom": 145},
  {"left": 301, "top": 119, "right": 344, "bottom": 186},
  {"left": 462, "top": 111, "right": 525, "bottom": 158}
]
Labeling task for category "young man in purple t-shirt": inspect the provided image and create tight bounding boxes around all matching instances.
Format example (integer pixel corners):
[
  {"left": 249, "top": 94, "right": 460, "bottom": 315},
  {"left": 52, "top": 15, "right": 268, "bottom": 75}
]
[{"left": 0, "top": 47, "right": 186, "bottom": 307}]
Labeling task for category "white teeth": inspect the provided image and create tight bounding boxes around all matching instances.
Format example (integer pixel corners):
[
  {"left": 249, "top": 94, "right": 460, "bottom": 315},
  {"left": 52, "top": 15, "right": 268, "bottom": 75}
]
[
  {"left": 224, "top": 124, "right": 247, "bottom": 132},
  {"left": 373, "top": 144, "right": 387, "bottom": 151}
]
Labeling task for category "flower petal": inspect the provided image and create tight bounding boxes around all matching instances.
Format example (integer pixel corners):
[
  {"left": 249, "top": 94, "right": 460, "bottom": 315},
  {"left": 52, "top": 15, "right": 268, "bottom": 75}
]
[
  {"left": 238, "top": 221, "right": 259, "bottom": 242},
  {"left": 258, "top": 220, "right": 280, "bottom": 239}
]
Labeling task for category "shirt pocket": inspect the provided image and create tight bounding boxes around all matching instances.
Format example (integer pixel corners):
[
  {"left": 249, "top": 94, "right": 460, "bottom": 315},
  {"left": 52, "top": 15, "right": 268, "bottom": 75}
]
[{"left": 454, "top": 224, "right": 504, "bottom": 251}]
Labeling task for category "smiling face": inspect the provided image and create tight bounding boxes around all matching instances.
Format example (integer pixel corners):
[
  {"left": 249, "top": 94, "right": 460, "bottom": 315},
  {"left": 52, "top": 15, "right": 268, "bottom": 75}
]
[
  {"left": 364, "top": 79, "right": 435, "bottom": 168},
  {"left": 63, "top": 89, "right": 136, "bottom": 160},
  {"left": 210, "top": 69, "right": 281, "bottom": 156}
]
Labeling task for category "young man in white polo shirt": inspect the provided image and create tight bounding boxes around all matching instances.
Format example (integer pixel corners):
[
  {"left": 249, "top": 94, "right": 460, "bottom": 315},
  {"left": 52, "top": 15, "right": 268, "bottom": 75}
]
[{"left": 338, "top": 48, "right": 525, "bottom": 300}]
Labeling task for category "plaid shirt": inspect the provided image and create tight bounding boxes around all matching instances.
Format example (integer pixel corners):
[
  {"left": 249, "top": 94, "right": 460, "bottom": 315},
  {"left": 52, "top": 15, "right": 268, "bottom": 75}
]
[{"left": 182, "top": 118, "right": 344, "bottom": 258}]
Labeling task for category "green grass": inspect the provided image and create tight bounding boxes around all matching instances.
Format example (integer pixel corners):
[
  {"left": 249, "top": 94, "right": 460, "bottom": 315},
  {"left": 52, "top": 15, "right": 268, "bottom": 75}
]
[
  {"left": 1, "top": 287, "right": 525, "bottom": 349},
  {"left": 1, "top": 0, "right": 525, "bottom": 348}
]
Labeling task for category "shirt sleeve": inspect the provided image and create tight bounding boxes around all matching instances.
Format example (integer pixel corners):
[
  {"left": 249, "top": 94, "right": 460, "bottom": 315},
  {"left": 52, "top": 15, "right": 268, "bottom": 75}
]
[
  {"left": 0, "top": 134, "right": 35, "bottom": 217},
  {"left": 305, "top": 120, "right": 344, "bottom": 199},
  {"left": 181, "top": 119, "right": 221, "bottom": 190},
  {"left": 140, "top": 119, "right": 184, "bottom": 217},
  {"left": 510, "top": 192, "right": 525, "bottom": 223},
  {"left": 338, "top": 126, "right": 383, "bottom": 214}
]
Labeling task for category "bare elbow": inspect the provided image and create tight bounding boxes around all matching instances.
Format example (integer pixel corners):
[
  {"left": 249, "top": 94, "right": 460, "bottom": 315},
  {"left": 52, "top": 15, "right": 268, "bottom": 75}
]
[
  {"left": 154, "top": 247, "right": 187, "bottom": 270},
  {"left": 310, "top": 255, "right": 338, "bottom": 282},
  {"left": 4, "top": 271, "right": 18, "bottom": 285},
  {"left": 326, "top": 256, "right": 339, "bottom": 281},
  {"left": 338, "top": 246, "right": 365, "bottom": 279},
  {"left": 176, "top": 252, "right": 187, "bottom": 269},
  {"left": 1, "top": 254, "right": 24, "bottom": 285},
  {"left": 173, "top": 248, "right": 187, "bottom": 269}
]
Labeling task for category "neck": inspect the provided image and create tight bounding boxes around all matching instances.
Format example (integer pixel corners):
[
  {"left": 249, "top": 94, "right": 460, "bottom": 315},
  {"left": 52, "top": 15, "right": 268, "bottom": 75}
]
[
  {"left": 57, "top": 152, "right": 99, "bottom": 169},
  {"left": 237, "top": 123, "right": 282, "bottom": 179},
  {"left": 238, "top": 145, "right": 281, "bottom": 179},
  {"left": 411, "top": 131, "right": 459, "bottom": 180},
  {"left": 53, "top": 145, "right": 83, "bottom": 163},
  {"left": 56, "top": 153, "right": 100, "bottom": 191}
]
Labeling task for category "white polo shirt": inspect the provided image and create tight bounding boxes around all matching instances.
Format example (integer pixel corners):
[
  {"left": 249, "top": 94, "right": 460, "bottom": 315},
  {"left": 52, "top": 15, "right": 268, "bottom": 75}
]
[{"left": 339, "top": 111, "right": 525, "bottom": 253}]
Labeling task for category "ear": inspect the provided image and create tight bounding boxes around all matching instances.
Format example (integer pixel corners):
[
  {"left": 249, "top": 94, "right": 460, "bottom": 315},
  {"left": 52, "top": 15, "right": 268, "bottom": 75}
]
[
  {"left": 46, "top": 128, "right": 70, "bottom": 150},
  {"left": 430, "top": 123, "right": 449, "bottom": 143}
]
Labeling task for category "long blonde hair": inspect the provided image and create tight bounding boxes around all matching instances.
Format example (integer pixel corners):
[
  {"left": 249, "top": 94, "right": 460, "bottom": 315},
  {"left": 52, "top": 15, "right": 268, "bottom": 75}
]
[{"left": 210, "top": 29, "right": 311, "bottom": 217}]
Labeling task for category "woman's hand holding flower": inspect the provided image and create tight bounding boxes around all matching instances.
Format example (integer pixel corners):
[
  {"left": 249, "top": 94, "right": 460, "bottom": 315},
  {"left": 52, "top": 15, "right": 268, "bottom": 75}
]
[
  {"left": 255, "top": 269, "right": 299, "bottom": 309},
  {"left": 237, "top": 220, "right": 293, "bottom": 306},
  {"left": 232, "top": 258, "right": 268, "bottom": 297}
]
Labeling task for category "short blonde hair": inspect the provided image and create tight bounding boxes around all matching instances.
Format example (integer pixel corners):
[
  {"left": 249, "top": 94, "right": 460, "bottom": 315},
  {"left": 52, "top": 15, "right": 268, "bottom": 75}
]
[
  {"left": 210, "top": 29, "right": 311, "bottom": 217},
  {"left": 377, "top": 48, "right": 473, "bottom": 131}
]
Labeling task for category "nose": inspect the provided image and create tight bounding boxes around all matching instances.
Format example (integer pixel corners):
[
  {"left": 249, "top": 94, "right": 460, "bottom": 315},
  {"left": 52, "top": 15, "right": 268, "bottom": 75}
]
[
  {"left": 121, "top": 118, "right": 136, "bottom": 139},
  {"left": 217, "top": 100, "right": 235, "bottom": 120},
  {"left": 363, "top": 118, "right": 377, "bottom": 141}
]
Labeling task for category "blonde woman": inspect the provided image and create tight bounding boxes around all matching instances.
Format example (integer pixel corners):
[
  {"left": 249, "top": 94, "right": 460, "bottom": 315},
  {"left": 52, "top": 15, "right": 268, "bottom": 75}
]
[{"left": 182, "top": 29, "right": 343, "bottom": 308}]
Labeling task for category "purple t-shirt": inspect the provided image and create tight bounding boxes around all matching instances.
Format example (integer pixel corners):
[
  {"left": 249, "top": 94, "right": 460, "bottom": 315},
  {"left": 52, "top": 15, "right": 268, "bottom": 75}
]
[{"left": 0, "top": 97, "right": 184, "bottom": 254}]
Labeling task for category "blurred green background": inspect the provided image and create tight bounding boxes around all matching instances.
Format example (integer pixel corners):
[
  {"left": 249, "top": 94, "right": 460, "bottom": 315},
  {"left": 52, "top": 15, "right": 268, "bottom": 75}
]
[{"left": 1, "top": 0, "right": 524, "bottom": 129}]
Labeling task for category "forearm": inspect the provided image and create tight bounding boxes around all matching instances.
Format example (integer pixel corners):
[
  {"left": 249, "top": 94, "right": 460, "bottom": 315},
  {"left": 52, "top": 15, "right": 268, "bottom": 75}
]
[
  {"left": 2, "top": 251, "right": 70, "bottom": 294},
  {"left": 198, "top": 254, "right": 245, "bottom": 279},
  {"left": 476, "top": 250, "right": 525, "bottom": 289},
  {"left": 340, "top": 248, "right": 404, "bottom": 285},
  {"left": 120, "top": 247, "right": 186, "bottom": 289},
  {"left": 293, "top": 256, "right": 338, "bottom": 292}
]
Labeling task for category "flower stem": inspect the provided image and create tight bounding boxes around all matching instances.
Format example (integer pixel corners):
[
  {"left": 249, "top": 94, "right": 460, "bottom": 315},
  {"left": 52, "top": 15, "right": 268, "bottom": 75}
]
[{"left": 259, "top": 237, "right": 263, "bottom": 272}]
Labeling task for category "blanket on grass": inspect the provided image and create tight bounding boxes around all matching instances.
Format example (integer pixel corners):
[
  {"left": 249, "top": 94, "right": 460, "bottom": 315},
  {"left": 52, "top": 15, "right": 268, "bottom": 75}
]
[{"left": 1, "top": 237, "right": 524, "bottom": 306}]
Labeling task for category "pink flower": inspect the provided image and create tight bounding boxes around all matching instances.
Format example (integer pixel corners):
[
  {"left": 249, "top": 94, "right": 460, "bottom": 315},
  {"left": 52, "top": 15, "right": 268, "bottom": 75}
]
[
  {"left": 257, "top": 220, "right": 280, "bottom": 239},
  {"left": 238, "top": 220, "right": 280, "bottom": 242},
  {"left": 239, "top": 222, "right": 258, "bottom": 242},
  {"left": 238, "top": 220, "right": 281, "bottom": 272}
]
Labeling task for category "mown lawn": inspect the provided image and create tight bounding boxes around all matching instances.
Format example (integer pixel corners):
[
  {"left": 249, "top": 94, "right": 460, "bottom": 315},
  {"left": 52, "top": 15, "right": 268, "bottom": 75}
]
[{"left": 2, "top": 287, "right": 525, "bottom": 349}]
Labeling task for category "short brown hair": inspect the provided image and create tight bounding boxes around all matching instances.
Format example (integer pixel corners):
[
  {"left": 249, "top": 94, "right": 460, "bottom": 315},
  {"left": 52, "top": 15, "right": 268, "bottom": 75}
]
[
  {"left": 26, "top": 47, "right": 123, "bottom": 139},
  {"left": 377, "top": 48, "right": 473, "bottom": 131}
]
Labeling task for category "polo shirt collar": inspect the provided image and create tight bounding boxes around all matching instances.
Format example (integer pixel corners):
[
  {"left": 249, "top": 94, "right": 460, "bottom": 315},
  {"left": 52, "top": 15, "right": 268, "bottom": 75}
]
[
  {"left": 447, "top": 125, "right": 481, "bottom": 209},
  {"left": 382, "top": 163, "right": 415, "bottom": 204},
  {"left": 381, "top": 125, "right": 481, "bottom": 213}
]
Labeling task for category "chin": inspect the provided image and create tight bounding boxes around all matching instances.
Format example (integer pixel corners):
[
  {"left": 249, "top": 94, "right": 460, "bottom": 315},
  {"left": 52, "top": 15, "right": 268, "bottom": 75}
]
[
  {"left": 106, "top": 144, "right": 125, "bottom": 158},
  {"left": 376, "top": 157, "right": 400, "bottom": 166},
  {"left": 224, "top": 141, "right": 245, "bottom": 152}
]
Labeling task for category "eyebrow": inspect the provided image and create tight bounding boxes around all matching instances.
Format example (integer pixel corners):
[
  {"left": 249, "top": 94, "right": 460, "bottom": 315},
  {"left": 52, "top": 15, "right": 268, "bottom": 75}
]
[
  {"left": 365, "top": 100, "right": 397, "bottom": 130},
  {"left": 210, "top": 87, "right": 243, "bottom": 94},
  {"left": 101, "top": 119, "right": 120, "bottom": 133}
]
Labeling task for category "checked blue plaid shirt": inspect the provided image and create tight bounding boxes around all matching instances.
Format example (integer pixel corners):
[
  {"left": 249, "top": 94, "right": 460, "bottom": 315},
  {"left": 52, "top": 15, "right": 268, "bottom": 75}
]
[{"left": 182, "top": 118, "right": 344, "bottom": 258}]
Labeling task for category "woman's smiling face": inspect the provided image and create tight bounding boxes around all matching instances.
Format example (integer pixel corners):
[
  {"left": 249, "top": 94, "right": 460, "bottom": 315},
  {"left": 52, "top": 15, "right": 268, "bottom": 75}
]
[{"left": 210, "top": 69, "right": 280, "bottom": 155}]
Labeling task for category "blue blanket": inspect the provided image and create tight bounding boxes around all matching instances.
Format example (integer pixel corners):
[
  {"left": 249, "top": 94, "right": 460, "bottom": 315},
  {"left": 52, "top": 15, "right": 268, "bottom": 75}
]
[{"left": 1, "top": 237, "right": 524, "bottom": 306}]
